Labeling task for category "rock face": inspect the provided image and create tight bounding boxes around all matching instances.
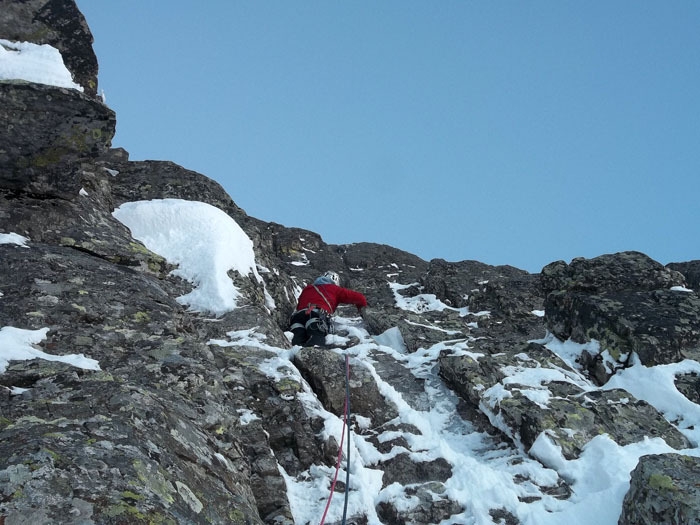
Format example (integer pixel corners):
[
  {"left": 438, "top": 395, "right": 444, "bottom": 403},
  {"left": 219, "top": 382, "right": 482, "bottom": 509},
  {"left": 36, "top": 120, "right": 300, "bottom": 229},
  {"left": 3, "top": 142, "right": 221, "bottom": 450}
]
[
  {"left": 619, "top": 454, "right": 700, "bottom": 525},
  {"left": 2, "top": 2, "right": 700, "bottom": 524},
  {"left": 668, "top": 260, "right": 700, "bottom": 291},
  {"left": 0, "top": 0, "right": 99, "bottom": 96},
  {"left": 0, "top": 83, "right": 115, "bottom": 196},
  {"left": 440, "top": 342, "right": 690, "bottom": 461},
  {"left": 543, "top": 252, "right": 700, "bottom": 376}
]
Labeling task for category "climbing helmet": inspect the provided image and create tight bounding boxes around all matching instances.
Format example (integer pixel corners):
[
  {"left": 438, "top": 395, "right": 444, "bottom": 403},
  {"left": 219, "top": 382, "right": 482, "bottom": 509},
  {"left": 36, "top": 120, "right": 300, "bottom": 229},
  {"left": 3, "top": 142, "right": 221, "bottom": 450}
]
[{"left": 324, "top": 271, "right": 340, "bottom": 286}]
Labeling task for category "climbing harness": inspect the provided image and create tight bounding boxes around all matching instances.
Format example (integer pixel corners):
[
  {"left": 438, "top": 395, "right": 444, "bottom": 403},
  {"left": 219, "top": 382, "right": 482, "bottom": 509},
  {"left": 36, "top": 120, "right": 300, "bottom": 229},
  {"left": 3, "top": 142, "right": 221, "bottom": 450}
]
[
  {"left": 288, "top": 305, "right": 334, "bottom": 346},
  {"left": 319, "top": 353, "right": 351, "bottom": 525},
  {"left": 312, "top": 284, "right": 336, "bottom": 335}
]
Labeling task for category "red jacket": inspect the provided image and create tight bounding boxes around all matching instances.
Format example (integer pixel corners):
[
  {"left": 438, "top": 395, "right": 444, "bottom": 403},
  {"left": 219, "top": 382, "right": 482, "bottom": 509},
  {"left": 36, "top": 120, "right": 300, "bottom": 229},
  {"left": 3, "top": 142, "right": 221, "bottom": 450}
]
[{"left": 296, "top": 283, "right": 367, "bottom": 314}]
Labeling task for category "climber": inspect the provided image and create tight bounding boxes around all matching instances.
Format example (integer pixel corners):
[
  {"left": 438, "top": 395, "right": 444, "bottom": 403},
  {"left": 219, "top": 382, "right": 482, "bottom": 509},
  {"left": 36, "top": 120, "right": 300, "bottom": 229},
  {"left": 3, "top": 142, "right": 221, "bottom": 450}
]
[{"left": 289, "top": 271, "right": 367, "bottom": 347}]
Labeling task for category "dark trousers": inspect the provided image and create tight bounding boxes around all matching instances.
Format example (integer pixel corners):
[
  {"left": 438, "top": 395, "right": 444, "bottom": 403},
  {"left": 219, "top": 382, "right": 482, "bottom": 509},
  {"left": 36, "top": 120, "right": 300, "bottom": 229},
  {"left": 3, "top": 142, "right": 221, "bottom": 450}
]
[{"left": 289, "top": 308, "right": 331, "bottom": 346}]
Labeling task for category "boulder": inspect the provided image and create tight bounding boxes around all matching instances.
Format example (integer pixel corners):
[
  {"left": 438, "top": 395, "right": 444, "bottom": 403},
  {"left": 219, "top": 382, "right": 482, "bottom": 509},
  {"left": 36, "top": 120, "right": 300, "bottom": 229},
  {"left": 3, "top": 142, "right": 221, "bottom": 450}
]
[
  {"left": 293, "top": 347, "right": 398, "bottom": 426},
  {"left": 546, "top": 288, "right": 700, "bottom": 368},
  {"left": 619, "top": 454, "right": 700, "bottom": 525},
  {"left": 378, "top": 454, "right": 452, "bottom": 487},
  {"left": 541, "top": 251, "right": 685, "bottom": 295},
  {"left": 543, "top": 252, "right": 700, "bottom": 373},
  {"left": 675, "top": 372, "right": 700, "bottom": 405},
  {"left": 376, "top": 482, "right": 463, "bottom": 525}
]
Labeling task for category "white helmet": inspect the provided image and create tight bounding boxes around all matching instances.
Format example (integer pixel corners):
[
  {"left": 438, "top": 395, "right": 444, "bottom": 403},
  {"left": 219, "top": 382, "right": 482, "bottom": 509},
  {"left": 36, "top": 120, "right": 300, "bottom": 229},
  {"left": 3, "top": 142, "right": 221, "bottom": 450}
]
[{"left": 323, "top": 271, "right": 340, "bottom": 286}]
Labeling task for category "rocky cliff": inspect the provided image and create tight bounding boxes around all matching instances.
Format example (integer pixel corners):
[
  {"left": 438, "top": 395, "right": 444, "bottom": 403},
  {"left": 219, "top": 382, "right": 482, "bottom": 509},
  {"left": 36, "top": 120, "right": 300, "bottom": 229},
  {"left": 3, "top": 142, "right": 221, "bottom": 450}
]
[{"left": 2, "top": 2, "right": 700, "bottom": 524}]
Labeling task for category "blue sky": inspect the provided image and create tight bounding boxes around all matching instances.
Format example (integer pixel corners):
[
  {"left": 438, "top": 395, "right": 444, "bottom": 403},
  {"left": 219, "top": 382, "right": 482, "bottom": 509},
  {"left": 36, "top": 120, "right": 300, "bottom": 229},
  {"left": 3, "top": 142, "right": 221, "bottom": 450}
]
[{"left": 76, "top": 1, "right": 700, "bottom": 273}]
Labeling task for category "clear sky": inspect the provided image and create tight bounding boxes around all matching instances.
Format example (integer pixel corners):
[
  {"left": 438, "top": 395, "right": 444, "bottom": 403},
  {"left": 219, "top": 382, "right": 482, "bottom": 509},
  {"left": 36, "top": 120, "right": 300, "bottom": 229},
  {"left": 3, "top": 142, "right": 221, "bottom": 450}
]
[{"left": 75, "top": 1, "right": 700, "bottom": 273}]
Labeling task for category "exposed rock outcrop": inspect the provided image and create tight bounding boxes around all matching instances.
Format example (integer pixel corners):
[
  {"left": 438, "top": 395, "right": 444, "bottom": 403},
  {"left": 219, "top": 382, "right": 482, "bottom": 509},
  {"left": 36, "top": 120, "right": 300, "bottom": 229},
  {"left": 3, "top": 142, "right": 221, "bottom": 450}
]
[
  {"left": 0, "top": 0, "right": 99, "bottom": 96},
  {"left": 0, "top": 244, "right": 267, "bottom": 523},
  {"left": 543, "top": 252, "right": 700, "bottom": 376},
  {"left": 619, "top": 454, "right": 700, "bottom": 525},
  {"left": 294, "top": 348, "right": 399, "bottom": 425},
  {"left": 668, "top": 260, "right": 700, "bottom": 291},
  {"left": 440, "top": 342, "right": 690, "bottom": 460},
  {"left": 0, "top": 83, "right": 115, "bottom": 197}
]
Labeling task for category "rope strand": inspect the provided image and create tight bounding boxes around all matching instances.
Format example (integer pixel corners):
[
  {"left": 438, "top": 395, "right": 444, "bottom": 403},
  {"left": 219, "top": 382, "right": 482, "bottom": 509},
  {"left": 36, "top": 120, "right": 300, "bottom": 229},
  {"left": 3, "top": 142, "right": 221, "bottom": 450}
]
[
  {"left": 341, "top": 353, "right": 351, "bottom": 524},
  {"left": 319, "top": 352, "right": 351, "bottom": 525}
]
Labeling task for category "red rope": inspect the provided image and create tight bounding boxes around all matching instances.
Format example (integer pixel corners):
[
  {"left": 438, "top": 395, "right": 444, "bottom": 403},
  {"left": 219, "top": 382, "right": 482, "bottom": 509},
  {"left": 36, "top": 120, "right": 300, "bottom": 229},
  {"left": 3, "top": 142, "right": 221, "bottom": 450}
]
[{"left": 319, "top": 365, "right": 349, "bottom": 525}]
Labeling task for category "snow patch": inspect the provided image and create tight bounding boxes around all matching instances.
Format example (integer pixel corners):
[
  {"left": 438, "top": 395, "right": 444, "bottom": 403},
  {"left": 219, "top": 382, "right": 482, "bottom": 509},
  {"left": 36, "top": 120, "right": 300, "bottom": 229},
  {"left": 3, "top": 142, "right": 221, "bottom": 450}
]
[
  {"left": 0, "top": 326, "right": 100, "bottom": 374},
  {"left": 0, "top": 39, "right": 83, "bottom": 91},
  {"left": 113, "top": 199, "right": 265, "bottom": 316},
  {"left": 670, "top": 285, "right": 693, "bottom": 293},
  {"left": 0, "top": 233, "right": 29, "bottom": 247},
  {"left": 389, "top": 282, "right": 469, "bottom": 316}
]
